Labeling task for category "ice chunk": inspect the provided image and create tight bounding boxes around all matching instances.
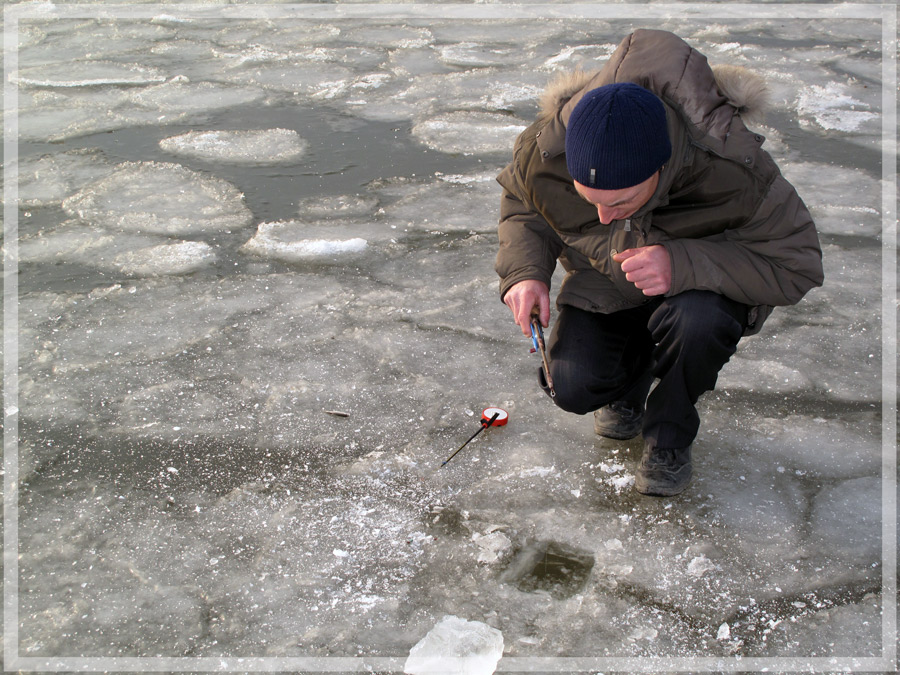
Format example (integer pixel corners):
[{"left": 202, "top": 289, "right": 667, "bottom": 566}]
[
  {"left": 130, "top": 80, "right": 266, "bottom": 114},
  {"left": 436, "top": 43, "right": 519, "bottom": 68},
  {"left": 17, "top": 149, "right": 116, "bottom": 207},
  {"left": 113, "top": 241, "right": 216, "bottom": 277},
  {"left": 21, "top": 23, "right": 175, "bottom": 67},
  {"left": 404, "top": 615, "right": 503, "bottom": 675},
  {"left": 12, "top": 61, "right": 167, "bottom": 88},
  {"left": 224, "top": 61, "right": 354, "bottom": 96},
  {"left": 31, "top": 277, "right": 285, "bottom": 372},
  {"left": 378, "top": 172, "right": 500, "bottom": 233},
  {"left": 212, "top": 41, "right": 384, "bottom": 72},
  {"left": 687, "top": 554, "right": 716, "bottom": 578},
  {"left": 241, "top": 221, "right": 368, "bottom": 262},
  {"left": 18, "top": 89, "right": 189, "bottom": 143},
  {"left": 62, "top": 162, "right": 253, "bottom": 235},
  {"left": 401, "top": 71, "right": 544, "bottom": 116},
  {"left": 212, "top": 21, "right": 340, "bottom": 50},
  {"left": 627, "top": 626, "right": 658, "bottom": 642},
  {"left": 411, "top": 112, "right": 527, "bottom": 155},
  {"left": 542, "top": 43, "right": 618, "bottom": 71},
  {"left": 345, "top": 25, "right": 433, "bottom": 49},
  {"left": 296, "top": 193, "right": 379, "bottom": 220},
  {"left": 796, "top": 82, "right": 879, "bottom": 133},
  {"left": 159, "top": 129, "right": 309, "bottom": 165},
  {"left": 19, "top": 221, "right": 214, "bottom": 278},
  {"left": 387, "top": 47, "right": 448, "bottom": 77},
  {"left": 19, "top": 220, "right": 160, "bottom": 265},
  {"left": 472, "top": 531, "right": 512, "bottom": 565},
  {"left": 428, "top": 20, "right": 564, "bottom": 47}
]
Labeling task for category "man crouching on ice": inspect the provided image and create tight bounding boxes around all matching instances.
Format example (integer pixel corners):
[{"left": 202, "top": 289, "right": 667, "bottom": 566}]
[{"left": 495, "top": 29, "right": 824, "bottom": 496}]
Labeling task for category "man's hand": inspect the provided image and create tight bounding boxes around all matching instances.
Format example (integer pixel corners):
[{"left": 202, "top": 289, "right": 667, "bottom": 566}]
[
  {"left": 613, "top": 245, "right": 672, "bottom": 296},
  {"left": 503, "top": 279, "right": 550, "bottom": 336}
]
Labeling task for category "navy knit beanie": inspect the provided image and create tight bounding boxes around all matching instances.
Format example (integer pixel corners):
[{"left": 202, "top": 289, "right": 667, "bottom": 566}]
[{"left": 565, "top": 83, "right": 671, "bottom": 190}]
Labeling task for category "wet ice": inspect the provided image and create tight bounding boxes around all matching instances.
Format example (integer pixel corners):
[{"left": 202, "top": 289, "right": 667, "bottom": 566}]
[{"left": 9, "top": 6, "right": 890, "bottom": 669}]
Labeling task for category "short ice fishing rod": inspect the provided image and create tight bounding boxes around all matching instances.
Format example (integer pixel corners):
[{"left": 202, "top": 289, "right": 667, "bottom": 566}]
[
  {"left": 530, "top": 315, "right": 555, "bottom": 398},
  {"left": 441, "top": 407, "right": 508, "bottom": 467}
]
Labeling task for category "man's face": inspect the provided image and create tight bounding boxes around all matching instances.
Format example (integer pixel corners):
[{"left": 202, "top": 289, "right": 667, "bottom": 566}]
[{"left": 573, "top": 171, "right": 660, "bottom": 225}]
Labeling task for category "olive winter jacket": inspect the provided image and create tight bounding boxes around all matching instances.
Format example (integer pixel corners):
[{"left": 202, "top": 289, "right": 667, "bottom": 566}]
[{"left": 495, "top": 29, "right": 824, "bottom": 334}]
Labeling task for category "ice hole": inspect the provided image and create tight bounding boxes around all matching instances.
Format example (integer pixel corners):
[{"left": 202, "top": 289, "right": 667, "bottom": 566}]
[{"left": 502, "top": 541, "right": 594, "bottom": 600}]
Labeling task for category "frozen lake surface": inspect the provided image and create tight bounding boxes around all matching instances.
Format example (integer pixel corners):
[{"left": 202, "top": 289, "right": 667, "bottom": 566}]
[{"left": 5, "top": 2, "right": 894, "bottom": 673}]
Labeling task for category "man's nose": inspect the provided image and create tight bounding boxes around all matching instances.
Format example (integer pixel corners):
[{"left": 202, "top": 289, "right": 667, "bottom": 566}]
[{"left": 597, "top": 204, "right": 616, "bottom": 225}]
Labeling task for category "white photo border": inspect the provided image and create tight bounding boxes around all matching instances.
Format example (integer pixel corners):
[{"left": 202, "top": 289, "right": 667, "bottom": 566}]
[{"left": 3, "top": 3, "right": 896, "bottom": 673}]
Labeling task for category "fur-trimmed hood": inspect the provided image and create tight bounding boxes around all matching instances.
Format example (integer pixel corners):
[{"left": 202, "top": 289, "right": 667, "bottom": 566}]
[{"left": 538, "top": 45, "right": 770, "bottom": 127}]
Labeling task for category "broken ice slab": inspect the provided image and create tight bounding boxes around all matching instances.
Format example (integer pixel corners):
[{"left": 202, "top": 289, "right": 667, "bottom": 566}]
[
  {"left": 159, "top": 129, "right": 310, "bottom": 165},
  {"left": 378, "top": 171, "right": 502, "bottom": 234},
  {"left": 17, "top": 149, "right": 117, "bottom": 208},
  {"left": 399, "top": 69, "right": 544, "bottom": 117},
  {"left": 12, "top": 60, "right": 167, "bottom": 88},
  {"left": 62, "top": 161, "right": 253, "bottom": 236},
  {"left": 113, "top": 241, "right": 217, "bottom": 277},
  {"left": 240, "top": 221, "right": 369, "bottom": 263},
  {"left": 296, "top": 193, "right": 380, "bottom": 220},
  {"left": 411, "top": 111, "right": 527, "bottom": 155},
  {"left": 130, "top": 79, "right": 267, "bottom": 114},
  {"left": 404, "top": 615, "right": 503, "bottom": 675}
]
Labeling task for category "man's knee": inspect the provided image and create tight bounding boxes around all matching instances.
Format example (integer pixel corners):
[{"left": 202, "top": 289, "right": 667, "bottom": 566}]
[
  {"left": 650, "top": 291, "right": 746, "bottom": 348},
  {"left": 545, "top": 364, "right": 626, "bottom": 415}
]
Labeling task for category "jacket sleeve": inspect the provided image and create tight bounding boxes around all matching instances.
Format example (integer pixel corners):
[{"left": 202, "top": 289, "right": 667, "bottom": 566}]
[
  {"left": 662, "top": 175, "right": 824, "bottom": 307},
  {"left": 495, "top": 185, "right": 565, "bottom": 301}
]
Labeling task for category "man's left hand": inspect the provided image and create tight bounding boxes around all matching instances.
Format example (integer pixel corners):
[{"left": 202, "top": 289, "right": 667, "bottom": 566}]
[{"left": 613, "top": 245, "right": 672, "bottom": 296}]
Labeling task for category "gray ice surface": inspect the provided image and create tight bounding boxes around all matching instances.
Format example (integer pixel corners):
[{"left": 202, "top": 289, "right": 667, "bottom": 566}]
[{"left": 5, "top": 4, "right": 895, "bottom": 673}]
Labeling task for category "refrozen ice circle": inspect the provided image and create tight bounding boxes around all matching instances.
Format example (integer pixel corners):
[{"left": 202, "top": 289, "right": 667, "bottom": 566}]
[
  {"left": 130, "top": 80, "right": 267, "bottom": 113},
  {"left": 62, "top": 161, "right": 253, "bottom": 235},
  {"left": 113, "top": 241, "right": 217, "bottom": 277},
  {"left": 241, "top": 220, "right": 368, "bottom": 262},
  {"left": 159, "top": 129, "right": 309, "bottom": 165},
  {"left": 13, "top": 61, "right": 167, "bottom": 88},
  {"left": 411, "top": 111, "right": 527, "bottom": 155}
]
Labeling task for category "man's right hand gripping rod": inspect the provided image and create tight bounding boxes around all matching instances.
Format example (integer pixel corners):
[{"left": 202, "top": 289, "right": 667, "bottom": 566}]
[{"left": 530, "top": 314, "right": 555, "bottom": 398}]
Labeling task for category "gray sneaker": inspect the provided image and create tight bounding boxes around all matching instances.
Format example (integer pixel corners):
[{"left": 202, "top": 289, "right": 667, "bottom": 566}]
[
  {"left": 634, "top": 444, "right": 692, "bottom": 496},
  {"left": 593, "top": 401, "right": 643, "bottom": 440}
]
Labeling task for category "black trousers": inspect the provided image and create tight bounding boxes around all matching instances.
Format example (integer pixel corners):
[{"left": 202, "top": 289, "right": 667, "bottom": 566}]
[{"left": 542, "top": 290, "right": 748, "bottom": 450}]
